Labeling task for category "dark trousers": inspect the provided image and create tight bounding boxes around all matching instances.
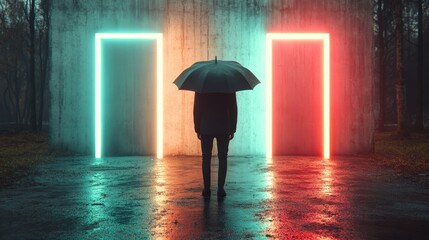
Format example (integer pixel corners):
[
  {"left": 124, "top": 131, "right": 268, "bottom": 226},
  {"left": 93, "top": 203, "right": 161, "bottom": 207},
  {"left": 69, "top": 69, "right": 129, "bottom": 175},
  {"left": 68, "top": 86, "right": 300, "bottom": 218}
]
[{"left": 200, "top": 134, "right": 230, "bottom": 190}]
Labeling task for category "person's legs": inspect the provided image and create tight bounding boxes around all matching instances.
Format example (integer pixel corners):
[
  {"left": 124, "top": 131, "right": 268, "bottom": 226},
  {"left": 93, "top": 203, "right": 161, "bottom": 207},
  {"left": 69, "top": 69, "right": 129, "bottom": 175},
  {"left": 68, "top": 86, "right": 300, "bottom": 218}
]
[
  {"left": 201, "top": 135, "right": 214, "bottom": 193},
  {"left": 216, "top": 135, "right": 230, "bottom": 194}
]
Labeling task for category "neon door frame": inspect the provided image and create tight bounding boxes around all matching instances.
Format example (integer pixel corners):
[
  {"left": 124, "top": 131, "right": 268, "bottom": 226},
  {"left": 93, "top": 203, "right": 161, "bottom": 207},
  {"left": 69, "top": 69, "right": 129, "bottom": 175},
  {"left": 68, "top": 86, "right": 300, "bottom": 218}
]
[
  {"left": 95, "top": 33, "right": 163, "bottom": 159},
  {"left": 266, "top": 33, "right": 330, "bottom": 159}
]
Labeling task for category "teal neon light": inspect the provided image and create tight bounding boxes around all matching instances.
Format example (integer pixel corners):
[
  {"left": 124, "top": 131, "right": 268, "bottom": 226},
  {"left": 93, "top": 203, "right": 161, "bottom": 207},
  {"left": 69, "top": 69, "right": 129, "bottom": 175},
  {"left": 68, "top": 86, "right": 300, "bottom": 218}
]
[{"left": 95, "top": 33, "right": 163, "bottom": 159}]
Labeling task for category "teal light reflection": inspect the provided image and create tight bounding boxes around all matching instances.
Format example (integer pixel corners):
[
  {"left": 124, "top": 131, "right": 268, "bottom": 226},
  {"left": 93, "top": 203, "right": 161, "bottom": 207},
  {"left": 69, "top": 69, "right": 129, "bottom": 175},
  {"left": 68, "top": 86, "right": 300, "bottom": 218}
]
[{"left": 86, "top": 157, "right": 108, "bottom": 228}]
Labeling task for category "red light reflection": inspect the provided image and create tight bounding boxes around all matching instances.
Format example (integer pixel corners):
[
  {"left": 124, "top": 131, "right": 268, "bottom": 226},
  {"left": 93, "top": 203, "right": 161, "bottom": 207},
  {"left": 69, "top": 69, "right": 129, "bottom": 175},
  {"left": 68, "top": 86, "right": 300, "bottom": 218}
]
[
  {"left": 150, "top": 158, "right": 205, "bottom": 238},
  {"left": 263, "top": 157, "right": 344, "bottom": 239}
]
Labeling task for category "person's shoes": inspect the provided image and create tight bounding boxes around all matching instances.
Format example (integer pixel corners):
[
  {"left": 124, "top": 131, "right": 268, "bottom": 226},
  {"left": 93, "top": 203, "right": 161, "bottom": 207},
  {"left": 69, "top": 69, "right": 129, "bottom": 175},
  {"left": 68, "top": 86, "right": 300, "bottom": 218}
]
[
  {"left": 217, "top": 188, "right": 226, "bottom": 199},
  {"left": 202, "top": 189, "right": 211, "bottom": 199}
]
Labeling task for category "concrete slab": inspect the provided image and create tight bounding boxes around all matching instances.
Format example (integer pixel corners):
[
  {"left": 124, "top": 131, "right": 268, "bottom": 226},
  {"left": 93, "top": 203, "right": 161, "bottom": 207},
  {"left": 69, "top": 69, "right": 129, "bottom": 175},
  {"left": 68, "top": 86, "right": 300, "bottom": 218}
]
[{"left": 1, "top": 156, "right": 428, "bottom": 239}]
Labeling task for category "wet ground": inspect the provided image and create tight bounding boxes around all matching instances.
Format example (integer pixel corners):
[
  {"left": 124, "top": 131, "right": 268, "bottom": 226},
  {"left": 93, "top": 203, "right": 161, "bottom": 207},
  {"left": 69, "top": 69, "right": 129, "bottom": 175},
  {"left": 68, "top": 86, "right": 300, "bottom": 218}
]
[{"left": 1, "top": 156, "right": 429, "bottom": 239}]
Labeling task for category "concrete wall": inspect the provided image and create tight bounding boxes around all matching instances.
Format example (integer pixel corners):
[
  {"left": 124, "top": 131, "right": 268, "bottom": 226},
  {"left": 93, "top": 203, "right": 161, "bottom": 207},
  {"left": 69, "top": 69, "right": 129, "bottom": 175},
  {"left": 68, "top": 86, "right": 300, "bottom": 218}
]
[
  {"left": 49, "top": 0, "right": 164, "bottom": 154},
  {"left": 163, "top": 1, "right": 266, "bottom": 156},
  {"left": 101, "top": 40, "right": 157, "bottom": 156},
  {"left": 50, "top": 0, "right": 374, "bottom": 157}
]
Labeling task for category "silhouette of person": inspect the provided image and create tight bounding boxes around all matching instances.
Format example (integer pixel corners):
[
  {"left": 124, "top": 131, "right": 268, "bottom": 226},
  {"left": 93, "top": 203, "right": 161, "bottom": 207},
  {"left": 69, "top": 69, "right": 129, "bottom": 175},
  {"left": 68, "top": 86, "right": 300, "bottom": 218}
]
[{"left": 194, "top": 92, "right": 237, "bottom": 199}]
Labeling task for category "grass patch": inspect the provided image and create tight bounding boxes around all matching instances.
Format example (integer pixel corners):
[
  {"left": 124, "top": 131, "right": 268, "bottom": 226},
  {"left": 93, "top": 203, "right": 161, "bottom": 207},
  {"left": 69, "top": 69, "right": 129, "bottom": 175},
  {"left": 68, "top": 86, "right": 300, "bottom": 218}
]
[
  {"left": 0, "top": 131, "right": 54, "bottom": 186},
  {"left": 374, "top": 131, "right": 429, "bottom": 176}
]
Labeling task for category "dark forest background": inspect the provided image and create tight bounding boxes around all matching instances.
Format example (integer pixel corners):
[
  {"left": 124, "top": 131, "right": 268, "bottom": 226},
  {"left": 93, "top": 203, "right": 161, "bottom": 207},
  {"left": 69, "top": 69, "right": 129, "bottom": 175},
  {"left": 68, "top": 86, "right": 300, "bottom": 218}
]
[
  {"left": 0, "top": 0, "right": 49, "bottom": 131},
  {"left": 0, "top": 0, "right": 428, "bottom": 134}
]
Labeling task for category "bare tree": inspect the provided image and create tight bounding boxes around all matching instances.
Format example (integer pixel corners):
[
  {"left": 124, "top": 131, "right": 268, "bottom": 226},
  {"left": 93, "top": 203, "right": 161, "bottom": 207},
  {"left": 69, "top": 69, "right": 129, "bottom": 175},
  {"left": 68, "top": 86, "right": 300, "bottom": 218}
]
[
  {"left": 415, "top": 0, "right": 424, "bottom": 131},
  {"left": 394, "top": 0, "right": 408, "bottom": 135},
  {"left": 28, "top": 0, "right": 37, "bottom": 130},
  {"left": 376, "top": 0, "right": 387, "bottom": 131},
  {"left": 37, "top": 0, "right": 49, "bottom": 130}
]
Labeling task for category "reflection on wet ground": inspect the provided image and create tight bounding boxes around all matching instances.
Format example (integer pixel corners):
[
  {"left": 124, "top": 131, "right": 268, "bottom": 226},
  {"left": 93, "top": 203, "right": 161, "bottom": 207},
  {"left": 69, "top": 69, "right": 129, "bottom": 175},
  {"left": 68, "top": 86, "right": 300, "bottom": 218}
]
[{"left": 0, "top": 156, "right": 428, "bottom": 239}]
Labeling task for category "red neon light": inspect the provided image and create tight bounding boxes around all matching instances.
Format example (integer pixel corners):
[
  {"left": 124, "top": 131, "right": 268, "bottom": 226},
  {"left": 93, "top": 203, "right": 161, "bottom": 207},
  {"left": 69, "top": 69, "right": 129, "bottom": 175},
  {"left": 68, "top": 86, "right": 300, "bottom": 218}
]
[{"left": 266, "top": 33, "right": 330, "bottom": 159}]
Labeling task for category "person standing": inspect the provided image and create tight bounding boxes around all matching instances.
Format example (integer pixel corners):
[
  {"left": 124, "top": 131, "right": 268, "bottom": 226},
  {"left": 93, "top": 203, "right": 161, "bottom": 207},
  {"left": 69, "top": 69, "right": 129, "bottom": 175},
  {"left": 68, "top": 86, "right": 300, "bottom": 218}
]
[{"left": 193, "top": 92, "right": 237, "bottom": 199}]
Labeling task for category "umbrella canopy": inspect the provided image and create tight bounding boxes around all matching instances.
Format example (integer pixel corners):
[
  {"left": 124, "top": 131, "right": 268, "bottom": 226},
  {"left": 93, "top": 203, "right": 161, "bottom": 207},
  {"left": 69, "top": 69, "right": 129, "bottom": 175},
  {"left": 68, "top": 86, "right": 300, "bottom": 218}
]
[{"left": 173, "top": 57, "right": 261, "bottom": 93}]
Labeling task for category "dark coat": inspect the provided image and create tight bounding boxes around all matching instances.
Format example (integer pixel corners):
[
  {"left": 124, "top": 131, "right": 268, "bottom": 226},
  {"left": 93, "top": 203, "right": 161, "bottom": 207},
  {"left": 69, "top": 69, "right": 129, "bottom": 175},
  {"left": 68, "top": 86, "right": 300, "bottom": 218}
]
[{"left": 193, "top": 93, "right": 238, "bottom": 135}]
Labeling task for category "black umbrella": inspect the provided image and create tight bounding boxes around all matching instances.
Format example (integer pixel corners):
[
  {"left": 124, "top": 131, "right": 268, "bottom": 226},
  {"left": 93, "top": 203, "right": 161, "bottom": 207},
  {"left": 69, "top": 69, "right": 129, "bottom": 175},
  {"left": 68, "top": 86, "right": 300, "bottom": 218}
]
[{"left": 173, "top": 57, "right": 260, "bottom": 93}]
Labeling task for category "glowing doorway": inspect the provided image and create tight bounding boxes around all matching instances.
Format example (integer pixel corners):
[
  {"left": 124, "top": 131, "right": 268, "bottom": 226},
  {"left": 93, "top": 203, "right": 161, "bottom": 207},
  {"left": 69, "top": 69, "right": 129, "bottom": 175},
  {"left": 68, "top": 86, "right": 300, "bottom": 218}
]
[
  {"left": 266, "top": 33, "right": 330, "bottom": 159},
  {"left": 95, "top": 33, "right": 163, "bottom": 159}
]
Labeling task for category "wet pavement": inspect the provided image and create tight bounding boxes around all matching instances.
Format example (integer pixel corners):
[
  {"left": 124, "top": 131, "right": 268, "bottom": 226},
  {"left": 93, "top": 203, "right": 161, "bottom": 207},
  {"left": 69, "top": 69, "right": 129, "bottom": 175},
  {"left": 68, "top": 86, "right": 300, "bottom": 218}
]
[{"left": 1, "top": 156, "right": 429, "bottom": 239}]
